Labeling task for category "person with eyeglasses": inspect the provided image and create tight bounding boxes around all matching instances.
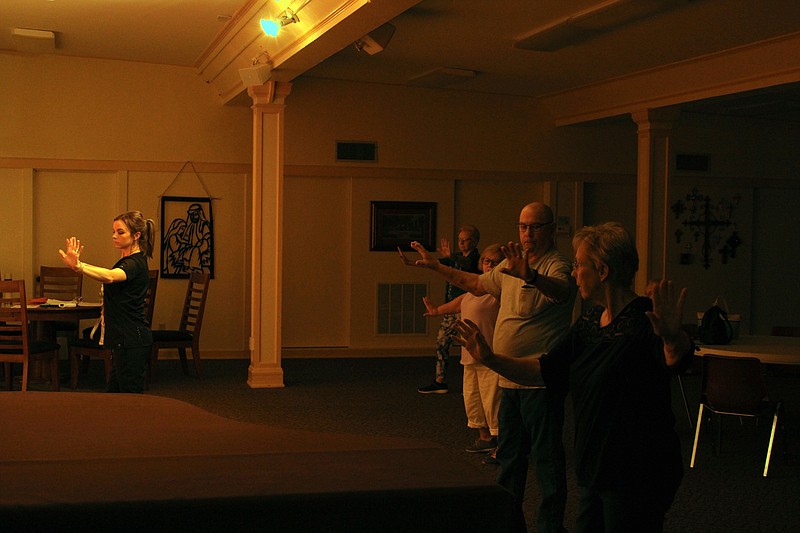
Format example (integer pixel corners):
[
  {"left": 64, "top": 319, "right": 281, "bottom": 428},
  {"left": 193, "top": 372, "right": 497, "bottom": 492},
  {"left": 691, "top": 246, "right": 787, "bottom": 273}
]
[
  {"left": 415, "top": 224, "right": 481, "bottom": 394},
  {"left": 399, "top": 202, "right": 576, "bottom": 533},
  {"left": 453, "top": 222, "right": 693, "bottom": 533},
  {"left": 421, "top": 244, "right": 503, "bottom": 457}
]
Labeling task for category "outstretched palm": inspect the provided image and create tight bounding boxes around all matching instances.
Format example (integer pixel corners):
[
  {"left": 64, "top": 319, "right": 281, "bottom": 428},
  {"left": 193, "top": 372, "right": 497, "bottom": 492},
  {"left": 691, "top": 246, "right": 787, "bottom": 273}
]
[
  {"left": 645, "top": 279, "right": 686, "bottom": 340},
  {"left": 397, "top": 241, "right": 439, "bottom": 268}
]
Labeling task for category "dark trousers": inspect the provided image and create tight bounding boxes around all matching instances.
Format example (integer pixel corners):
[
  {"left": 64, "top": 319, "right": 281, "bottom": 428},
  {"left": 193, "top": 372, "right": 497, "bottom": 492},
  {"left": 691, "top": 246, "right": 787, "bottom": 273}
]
[
  {"left": 574, "top": 482, "right": 679, "bottom": 533},
  {"left": 497, "top": 387, "right": 567, "bottom": 533},
  {"left": 107, "top": 344, "right": 150, "bottom": 394}
]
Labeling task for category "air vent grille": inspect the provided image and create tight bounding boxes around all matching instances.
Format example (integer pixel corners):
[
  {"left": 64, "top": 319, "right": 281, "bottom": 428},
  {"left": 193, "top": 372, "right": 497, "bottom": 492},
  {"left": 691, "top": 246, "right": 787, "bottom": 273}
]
[
  {"left": 376, "top": 283, "right": 427, "bottom": 335},
  {"left": 337, "top": 141, "right": 377, "bottom": 162},
  {"left": 676, "top": 153, "right": 709, "bottom": 172}
]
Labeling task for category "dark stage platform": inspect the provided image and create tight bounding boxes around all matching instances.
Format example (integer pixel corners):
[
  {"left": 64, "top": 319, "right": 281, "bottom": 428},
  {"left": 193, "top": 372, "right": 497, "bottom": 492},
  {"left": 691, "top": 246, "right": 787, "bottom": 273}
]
[{"left": 1, "top": 393, "right": 512, "bottom": 532}]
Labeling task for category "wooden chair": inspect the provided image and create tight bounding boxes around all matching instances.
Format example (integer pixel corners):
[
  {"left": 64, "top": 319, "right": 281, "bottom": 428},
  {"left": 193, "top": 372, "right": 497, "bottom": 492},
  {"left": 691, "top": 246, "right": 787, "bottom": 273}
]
[
  {"left": 690, "top": 354, "right": 783, "bottom": 476},
  {"left": 149, "top": 272, "right": 211, "bottom": 381},
  {"left": 0, "top": 280, "right": 61, "bottom": 391},
  {"left": 39, "top": 265, "right": 83, "bottom": 340},
  {"left": 69, "top": 270, "right": 159, "bottom": 389}
]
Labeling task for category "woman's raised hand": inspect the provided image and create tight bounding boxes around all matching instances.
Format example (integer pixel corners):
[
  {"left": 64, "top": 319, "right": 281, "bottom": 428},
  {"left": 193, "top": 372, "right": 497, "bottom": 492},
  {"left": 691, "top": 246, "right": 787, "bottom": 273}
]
[
  {"left": 438, "top": 237, "right": 452, "bottom": 258},
  {"left": 58, "top": 237, "right": 84, "bottom": 270},
  {"left": 645, "top": 279, "right": 686, "bottom": 341},
  {"left": 397, "top": 241, "right": 439, "bottom": 268}
]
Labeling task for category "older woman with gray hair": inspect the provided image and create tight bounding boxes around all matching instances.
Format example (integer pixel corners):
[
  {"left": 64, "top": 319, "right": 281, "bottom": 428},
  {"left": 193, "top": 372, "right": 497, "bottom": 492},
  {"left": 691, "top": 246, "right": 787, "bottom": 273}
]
[{"left": 454, "top": 221, "right": 693, "bottom": 532}]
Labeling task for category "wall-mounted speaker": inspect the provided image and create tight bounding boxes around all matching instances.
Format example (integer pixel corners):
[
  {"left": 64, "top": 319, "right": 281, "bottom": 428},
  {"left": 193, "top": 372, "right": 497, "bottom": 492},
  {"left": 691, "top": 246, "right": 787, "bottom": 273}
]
[
  {"left": 239, "top": 64, "right": 272, "bottom": 87},
  {"left": 354, "top": 23, "right": 396, "bottom": 55}
]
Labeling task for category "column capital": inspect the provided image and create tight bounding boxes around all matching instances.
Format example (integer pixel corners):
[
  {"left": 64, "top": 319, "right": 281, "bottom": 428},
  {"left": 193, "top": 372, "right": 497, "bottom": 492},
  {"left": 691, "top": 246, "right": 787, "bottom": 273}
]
[
  {"left": 247, "top": 81, "right": 293, "bottom": 107},
  {"left": 630, "top": 108, "right": 680, "bottom": 132}
]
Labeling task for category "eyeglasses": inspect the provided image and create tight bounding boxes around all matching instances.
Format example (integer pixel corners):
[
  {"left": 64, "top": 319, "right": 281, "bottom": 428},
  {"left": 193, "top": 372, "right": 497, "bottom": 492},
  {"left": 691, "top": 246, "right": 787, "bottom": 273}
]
[
  {"left": 481, "top": 258, "right": 501, "bottom": 266},
  {"left": 517, "top": 222, "right": 554, "bottom": 233},
  {"left": 572, "top": 260, "right": 594, "bottom": 271}
]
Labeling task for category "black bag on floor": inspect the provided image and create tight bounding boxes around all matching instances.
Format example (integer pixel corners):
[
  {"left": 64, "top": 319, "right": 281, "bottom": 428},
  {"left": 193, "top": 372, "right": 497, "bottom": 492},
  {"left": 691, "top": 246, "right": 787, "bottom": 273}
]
[{"left": 698, "top": 305, "right": 733, "bottom": 345}]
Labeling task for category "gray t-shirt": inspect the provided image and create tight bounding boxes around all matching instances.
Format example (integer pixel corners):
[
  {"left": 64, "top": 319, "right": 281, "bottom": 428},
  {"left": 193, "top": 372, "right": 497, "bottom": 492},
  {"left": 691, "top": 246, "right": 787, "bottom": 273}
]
[{"left": 479, "top": 248, "right": 575, "bottom": 388}]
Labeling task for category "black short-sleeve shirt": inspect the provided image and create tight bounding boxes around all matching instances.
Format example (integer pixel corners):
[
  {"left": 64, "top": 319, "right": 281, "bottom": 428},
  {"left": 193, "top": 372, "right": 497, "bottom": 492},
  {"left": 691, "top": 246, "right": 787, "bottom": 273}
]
[{"left": 103, "top": 252, "right": 152, "bottom": 349}]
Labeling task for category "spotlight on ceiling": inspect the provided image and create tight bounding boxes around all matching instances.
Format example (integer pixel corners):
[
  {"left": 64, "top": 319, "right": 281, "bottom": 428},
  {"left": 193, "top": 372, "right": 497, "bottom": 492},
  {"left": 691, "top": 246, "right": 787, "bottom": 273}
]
[
  {"left": 354, "top": 23, "right": 396, "bottom": 55},
  {"left": 260, "top": 8, "right": 299, "bottom": 37},
  {"left": 260, "top": 0, "right": 312, "bottom": 37}
]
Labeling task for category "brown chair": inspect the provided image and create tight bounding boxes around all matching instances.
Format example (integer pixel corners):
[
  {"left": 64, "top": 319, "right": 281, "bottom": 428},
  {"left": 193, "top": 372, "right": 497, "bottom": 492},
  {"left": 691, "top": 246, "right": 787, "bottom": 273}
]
[
  {"left": 690, "top": 354, "right": 783, "bottom": 476},
  {"left": 69, "top": 270, "right": 159, "bottom": 389},
  {"left": 39, "top": 265, "right": 83, "bottom": 339},
  {"left": 0, "top": 280, "right": 61, "bottom": 391},
  {"left": 149, "top": 271, "right": 211, "bottom": 381},
  {"left": 40, "top": 265, "right": 83, "bottom": 301},
  {"left": 770, "top": 325, "right": 800, "bottom": 337}
]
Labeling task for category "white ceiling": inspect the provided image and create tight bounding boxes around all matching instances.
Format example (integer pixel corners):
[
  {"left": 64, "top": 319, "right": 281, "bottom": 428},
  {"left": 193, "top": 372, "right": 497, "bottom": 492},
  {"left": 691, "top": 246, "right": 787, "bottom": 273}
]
[{"left": 3, "top": 0, "right": 800, "bottom": 119}]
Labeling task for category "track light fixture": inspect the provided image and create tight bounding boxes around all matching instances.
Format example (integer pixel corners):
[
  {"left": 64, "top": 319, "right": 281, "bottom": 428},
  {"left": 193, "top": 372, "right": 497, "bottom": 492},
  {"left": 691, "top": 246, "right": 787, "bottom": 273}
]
[{"left": 260, "top": 0, "right": 310, "bottom": 37}]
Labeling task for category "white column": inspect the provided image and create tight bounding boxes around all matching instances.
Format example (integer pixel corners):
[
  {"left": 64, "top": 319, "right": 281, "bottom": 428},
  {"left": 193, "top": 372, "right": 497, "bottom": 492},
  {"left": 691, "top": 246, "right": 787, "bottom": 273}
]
[
  {"left": 631, "top": 109, "right": 678, "bottom": 294},
  {"left": 247, "top": 81, "right": 292, "bottom": 388}
]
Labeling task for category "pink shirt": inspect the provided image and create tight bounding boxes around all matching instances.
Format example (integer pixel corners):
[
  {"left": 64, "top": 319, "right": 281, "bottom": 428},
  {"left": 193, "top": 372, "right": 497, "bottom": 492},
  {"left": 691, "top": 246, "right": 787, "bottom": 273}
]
[{"left": 459, "top": 292, "right": 500, "bottom": 365}]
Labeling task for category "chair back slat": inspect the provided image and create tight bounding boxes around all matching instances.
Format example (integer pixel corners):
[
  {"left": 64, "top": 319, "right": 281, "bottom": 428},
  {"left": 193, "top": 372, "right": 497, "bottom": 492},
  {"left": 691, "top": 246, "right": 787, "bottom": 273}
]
[
  {"left": 178, "top": 272, "right": 210, "bottom": 335},
  {"left": 0, "top": 293, "right": 26, "bottom": 346},
  {"left": 39, "top": 266, "right": 83, "bottom": 300},
  {"left": 0, "top": 280, "right": 32, "bottom": 373}
]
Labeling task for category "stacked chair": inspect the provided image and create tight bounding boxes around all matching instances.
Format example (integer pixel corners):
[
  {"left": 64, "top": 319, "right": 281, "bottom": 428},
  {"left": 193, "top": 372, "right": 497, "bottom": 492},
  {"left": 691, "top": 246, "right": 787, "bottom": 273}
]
[
  {"left": 149, "top": 271, "right": 211, "bottom": 382},
  {"left": 0, "top": 279, "right": 61, "bottom": 391}
]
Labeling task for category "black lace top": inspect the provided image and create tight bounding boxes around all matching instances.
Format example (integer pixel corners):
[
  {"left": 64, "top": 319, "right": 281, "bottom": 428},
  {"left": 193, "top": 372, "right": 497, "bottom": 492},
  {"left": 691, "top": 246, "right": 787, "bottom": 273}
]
[{"left": 540, "top": 296, "right": 688, "bottom": 489}]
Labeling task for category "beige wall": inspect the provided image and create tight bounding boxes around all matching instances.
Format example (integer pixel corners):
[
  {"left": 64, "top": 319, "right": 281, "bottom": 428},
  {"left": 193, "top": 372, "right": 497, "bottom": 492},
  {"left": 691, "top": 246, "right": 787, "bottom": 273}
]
[
  {"left": 1, "top": 53, "right": 252, "bottom": 358},
  {"left": 3, "top": 50, "right": 799, "bottom": 359},
  {"left": 0, "top": 54, "right": 251, "bottom": 163}
]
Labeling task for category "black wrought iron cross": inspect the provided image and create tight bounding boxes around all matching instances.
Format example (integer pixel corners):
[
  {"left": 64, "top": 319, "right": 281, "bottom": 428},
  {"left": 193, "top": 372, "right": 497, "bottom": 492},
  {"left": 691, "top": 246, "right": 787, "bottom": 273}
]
[{"left": 681, "top": 195, "right": 731, "bottom": 269}]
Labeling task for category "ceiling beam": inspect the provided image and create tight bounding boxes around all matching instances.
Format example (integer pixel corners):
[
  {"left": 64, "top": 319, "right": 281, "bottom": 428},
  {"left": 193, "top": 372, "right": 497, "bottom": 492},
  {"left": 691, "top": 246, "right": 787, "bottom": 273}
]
[{"left": 538, "top": 32, "right": 800, "bottom": 125}]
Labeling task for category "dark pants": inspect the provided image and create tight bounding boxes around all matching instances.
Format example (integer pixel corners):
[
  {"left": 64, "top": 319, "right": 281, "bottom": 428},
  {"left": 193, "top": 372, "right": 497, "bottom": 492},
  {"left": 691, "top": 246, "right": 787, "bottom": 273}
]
[
  {"left": 497, "top": 387, "right": 567, "bottom": 533},
  {"left": 575, "top": 481, "right": 679, "bottom": 533},
  {"left": 107, "top": 344, "right": 150, "bottom": 394}
]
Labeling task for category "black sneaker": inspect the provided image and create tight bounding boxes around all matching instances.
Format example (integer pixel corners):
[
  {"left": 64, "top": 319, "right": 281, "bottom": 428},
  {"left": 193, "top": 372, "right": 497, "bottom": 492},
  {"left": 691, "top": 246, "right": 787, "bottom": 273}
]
[
  {"left": 417, "top": 382, "right": 448, "bottom": 394},
  {"left": 482, "top": 452, "right": 499, "bottom": 466},
  {"left": 465, "top": 437, "right": 497, "bottom": 453}
]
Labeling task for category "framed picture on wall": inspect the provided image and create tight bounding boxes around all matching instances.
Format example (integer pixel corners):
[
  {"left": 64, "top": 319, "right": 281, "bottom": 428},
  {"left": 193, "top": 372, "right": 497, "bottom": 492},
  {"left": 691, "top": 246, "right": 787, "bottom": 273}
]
[
  {"left": 370, "top": 201, "right": 437, "bottom": 251},
  {"left": 160, "top": 196, "right": 214, "bottom": 279}
]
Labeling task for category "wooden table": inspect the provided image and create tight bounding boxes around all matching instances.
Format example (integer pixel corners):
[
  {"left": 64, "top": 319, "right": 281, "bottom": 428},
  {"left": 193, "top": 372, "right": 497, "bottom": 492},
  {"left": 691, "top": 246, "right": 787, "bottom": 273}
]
[
  {"left": 695, "top": 335, "right": 800, "bottom": 366},
  {"left": 26, "top": 303, "right": 101, "bottom": 342},
  {"left": 26, "top": 303, "right": 102, "bottom": 328}
]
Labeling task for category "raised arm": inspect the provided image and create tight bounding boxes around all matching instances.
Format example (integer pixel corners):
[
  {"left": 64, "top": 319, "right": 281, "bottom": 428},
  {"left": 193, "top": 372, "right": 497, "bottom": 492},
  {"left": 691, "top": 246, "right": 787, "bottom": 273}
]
[
  {"left": 499, "top": 242, "right": 572, "bottom": 303},
  {"left": 59, "top": 237, "right": 128, "bottom": 284},
  {"left": 453, "top": 319, "right": 543, "bottom": 386},
  {"left": 423, "top": 293, "right": 465, "bottom": 317},
  {"left": 645, "top": 279, "right": 693, "bottom": 367},
  {"left": 437, "top": 237, "right": 452, "bottom": 259},
  {"left": 398, "top": 241, "right": 486, "bottom": 295}
]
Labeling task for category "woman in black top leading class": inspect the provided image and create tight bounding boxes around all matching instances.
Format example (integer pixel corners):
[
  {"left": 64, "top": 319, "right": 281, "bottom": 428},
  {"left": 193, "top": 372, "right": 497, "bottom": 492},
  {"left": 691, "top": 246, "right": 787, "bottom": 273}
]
[{"left": 59, "top": 211, "right": 155, "bottom": 393}]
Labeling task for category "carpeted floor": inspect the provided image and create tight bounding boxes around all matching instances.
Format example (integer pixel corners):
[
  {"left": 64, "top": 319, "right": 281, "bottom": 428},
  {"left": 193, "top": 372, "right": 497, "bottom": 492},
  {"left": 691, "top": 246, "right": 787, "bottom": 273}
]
[{"left": 61, "top": 355, "right": 799, "bottom": 532}]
